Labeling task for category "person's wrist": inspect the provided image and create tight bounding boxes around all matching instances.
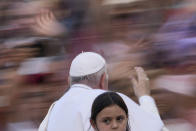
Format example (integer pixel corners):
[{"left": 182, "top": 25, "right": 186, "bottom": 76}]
[
  {"left": 137, "top": 92, "right": 151, "bottom": 98},
  {"left": 139, "top": 95, "right": 154, "bottom": 104},
  {"left": 139, "top": 95, "right": 151, "bottom": 98}
]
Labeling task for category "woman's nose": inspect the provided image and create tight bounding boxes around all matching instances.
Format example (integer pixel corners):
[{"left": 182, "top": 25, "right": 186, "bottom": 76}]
[{"left": 111, "top": 120, "right": 118, "bottom": 129}]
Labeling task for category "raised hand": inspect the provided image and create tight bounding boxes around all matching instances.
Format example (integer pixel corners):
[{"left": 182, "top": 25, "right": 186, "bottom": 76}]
[
  {"left": 131, "top": 67, "right": 150, "bottom": 98},
  {"left": 32, "top": 9, "right": 65, "bottom": 37}
]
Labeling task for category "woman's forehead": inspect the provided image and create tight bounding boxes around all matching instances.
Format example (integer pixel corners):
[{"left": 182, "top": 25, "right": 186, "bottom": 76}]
[{"left": 97, "top": 105, "right": 127, "bottom": 118}]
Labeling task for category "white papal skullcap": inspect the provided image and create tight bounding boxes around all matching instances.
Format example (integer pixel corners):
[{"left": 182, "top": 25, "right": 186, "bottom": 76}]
[{"left": 69, "top": 52, "right": 106, "bottom": 77}]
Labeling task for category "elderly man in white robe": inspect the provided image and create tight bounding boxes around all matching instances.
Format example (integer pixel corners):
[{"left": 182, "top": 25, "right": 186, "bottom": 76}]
[{"left": 39, "top": 52, "right": 167, "bottom": 131}]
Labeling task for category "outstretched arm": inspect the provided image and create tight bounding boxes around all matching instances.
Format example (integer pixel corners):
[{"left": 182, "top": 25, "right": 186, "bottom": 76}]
[
  {"left": 131, "top": 67, "right": 159, "bottom": 115},
  {"left": 131, "top": 67, "right": 169, "bottom": 131}
]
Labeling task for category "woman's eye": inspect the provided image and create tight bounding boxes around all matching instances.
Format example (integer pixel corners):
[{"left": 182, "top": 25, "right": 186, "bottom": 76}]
[
  {"left": 103, "top": 119, "right": 110, "bottom": 124},
  {"left": 116, "top": 116, "right": 125, "bottom": 122}
]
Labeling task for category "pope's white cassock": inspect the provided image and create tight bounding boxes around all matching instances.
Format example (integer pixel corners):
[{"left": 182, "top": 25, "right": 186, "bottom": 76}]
[{"left": 39, "top": 84, "right": 164, "bottom": 131}]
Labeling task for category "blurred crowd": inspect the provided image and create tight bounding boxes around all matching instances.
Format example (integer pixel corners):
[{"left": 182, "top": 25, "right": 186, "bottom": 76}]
[{"left": 0, "top": 0, "right": 196, "bottom": 130}]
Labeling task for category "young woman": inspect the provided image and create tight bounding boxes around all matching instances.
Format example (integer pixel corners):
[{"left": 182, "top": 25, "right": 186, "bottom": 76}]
[{"left": 90, "top": 92, "right": 130, "bottom": 131}]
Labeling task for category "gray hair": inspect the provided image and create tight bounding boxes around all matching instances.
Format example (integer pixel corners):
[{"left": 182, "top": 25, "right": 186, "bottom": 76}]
[{"left": 69, "top": 65, "right": 107, "bottom": 86}]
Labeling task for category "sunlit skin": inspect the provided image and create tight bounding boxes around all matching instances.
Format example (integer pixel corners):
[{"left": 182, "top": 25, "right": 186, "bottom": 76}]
[{"left": 94, "top": 105, "right": 128, "bottom": 131}]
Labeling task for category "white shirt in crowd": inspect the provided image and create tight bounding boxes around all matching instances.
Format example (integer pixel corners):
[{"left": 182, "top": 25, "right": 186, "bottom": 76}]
[{"left": 39, "top": 84, "right": 164, "bottom": 131}]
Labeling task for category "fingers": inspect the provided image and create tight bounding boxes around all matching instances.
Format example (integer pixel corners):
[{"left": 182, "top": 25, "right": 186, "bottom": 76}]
[
  {"left": 40, "top": 9, "right": 55, "bottom": 22},
  {"left": 131, "top": 76, "right": 138, "bottom": 88},
  {"left": 38, "top": 10, "right": 53, "bottom": 29},
  {"left": 130, "top": 76, "right": 138, "bottom": 96},
  {"left": 32, "top": 9, "right": 57, "bottom": 36},
  {"left": 130, "top": 67, "right": 150, "bottom": 98},
  {"left": 32, "top": 8, "right": 65, "bottom": 36},
  {"left": 48, "top": 10, "right": 56, "bottom": 20},
  {"left": 135, "top": 67, "right": 149, "bottom": 82}
]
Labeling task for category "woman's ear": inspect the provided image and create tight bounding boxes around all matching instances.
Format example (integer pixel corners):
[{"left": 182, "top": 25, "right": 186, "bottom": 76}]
[{"left": 90, "top": 119, "right": 97, "bottom": 129}]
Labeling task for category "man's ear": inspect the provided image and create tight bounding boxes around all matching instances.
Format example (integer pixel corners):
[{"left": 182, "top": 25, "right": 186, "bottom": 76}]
[
  {"left": 67, "top": 76, "right": 71, "bottom": 86},
  {"left": 99, "top": 73, "right": 106, "bottom": 90}
]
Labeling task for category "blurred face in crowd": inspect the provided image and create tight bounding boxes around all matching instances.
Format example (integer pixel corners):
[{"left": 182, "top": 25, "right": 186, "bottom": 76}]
[{"left": 94, "top": 105, "right": 128, "bottom": 131}]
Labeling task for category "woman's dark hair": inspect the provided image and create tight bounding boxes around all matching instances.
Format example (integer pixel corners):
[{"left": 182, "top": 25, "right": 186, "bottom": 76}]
[{"left": 90, "top": 92, "right": 130, "bottom": 131}]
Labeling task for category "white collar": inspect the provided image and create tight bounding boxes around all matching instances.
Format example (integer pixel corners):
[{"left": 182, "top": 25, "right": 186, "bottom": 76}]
[{"left": 71, "top": 84, "right": 92, "bottom": 90}]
